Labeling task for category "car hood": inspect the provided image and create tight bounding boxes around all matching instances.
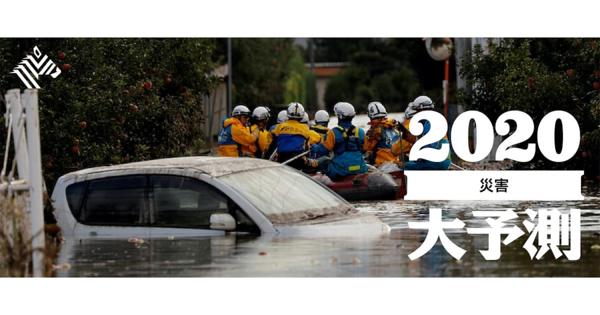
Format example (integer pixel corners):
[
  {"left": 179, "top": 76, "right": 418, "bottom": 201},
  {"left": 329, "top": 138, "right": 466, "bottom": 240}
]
[{"left": 272, "top": 212, "right": 390, "bottom": 238}]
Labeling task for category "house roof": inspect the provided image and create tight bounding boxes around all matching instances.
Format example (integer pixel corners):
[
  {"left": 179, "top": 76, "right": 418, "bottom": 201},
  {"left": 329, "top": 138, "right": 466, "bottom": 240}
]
[{"left": 306, "top": 62, "right": 349, "bottom": 78}]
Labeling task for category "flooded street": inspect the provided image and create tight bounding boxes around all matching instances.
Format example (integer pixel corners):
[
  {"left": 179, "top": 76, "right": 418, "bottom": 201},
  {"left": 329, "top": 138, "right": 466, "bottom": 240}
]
[{"left": 55, "top": 185, "right": 600, "bottom": 277}]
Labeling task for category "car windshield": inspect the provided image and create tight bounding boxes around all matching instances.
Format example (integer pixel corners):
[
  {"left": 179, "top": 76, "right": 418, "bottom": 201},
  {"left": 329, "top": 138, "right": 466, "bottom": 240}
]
[{"left": 219, "top": 166, "right": 355, "bottom": 224}]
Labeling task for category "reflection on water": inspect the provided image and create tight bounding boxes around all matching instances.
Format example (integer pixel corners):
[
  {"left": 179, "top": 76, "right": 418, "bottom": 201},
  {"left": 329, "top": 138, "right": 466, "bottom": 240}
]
[{"left": 56, "top": 185, "right": 600, "bottom": 277}]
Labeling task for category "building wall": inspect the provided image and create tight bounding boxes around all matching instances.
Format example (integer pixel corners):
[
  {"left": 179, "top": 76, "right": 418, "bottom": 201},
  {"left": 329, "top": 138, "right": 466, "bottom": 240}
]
[
  {"left": 202, "top": 81, "right": 228, "bottom": 145},
  {"left": 315, "top": 77, "right": 329, "bottom": 110}
]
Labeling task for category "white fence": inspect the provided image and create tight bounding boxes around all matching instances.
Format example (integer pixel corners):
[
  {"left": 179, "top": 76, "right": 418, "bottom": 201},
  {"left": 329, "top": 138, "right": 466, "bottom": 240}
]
[{"left": 1, "top": 89, "right": 45, "bottom": 277}]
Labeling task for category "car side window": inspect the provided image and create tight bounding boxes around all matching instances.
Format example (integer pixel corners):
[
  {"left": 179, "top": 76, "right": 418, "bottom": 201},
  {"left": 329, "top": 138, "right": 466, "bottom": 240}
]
[
  {"left": 80, "top": 175, "right": 148, "bottom": 226},
  {"left": 65, "top": 181, "right": 87, "bottom": 220},
  {"left": 150, "top": 175, "right": 229, "bottom": 228}
]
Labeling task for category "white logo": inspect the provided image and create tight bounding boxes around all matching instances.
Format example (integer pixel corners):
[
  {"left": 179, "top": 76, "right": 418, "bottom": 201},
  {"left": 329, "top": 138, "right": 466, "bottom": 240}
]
[{"left": 11, "top": 46, "right": 61, "bottom": 89}]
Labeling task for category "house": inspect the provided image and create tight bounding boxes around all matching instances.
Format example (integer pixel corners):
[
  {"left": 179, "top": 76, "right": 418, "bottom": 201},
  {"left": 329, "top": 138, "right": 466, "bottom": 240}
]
[
  {"left": 202, "top": 64, "right": 228, "bottom": 144},
  {"left": 306, "top": 62, "right": 349, "bottom": 110}
]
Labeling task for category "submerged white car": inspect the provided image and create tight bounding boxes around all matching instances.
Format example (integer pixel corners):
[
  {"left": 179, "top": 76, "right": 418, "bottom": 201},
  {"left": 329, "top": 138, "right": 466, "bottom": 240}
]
[{"left": 51, "top": 157, "right": 390, "bottom": 239}]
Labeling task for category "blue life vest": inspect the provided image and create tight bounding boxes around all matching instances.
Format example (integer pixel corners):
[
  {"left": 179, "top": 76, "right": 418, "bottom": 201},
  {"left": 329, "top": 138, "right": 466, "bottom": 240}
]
[
  {"left": 404, "top": 120, "right": 451, "bottom": 170},
  {"left": 273, "top": 121, "right": 310, "bottom": 154},
  {"left": 276, "top": 134, "right": 307, "bottom": 154},
  {"left": 377, "top": 127, "right": 400, "bottom": 149},
  {"left": 369, "top": 125, "right": 400, "bottom": 165},
  {"left": 217, "top": 124, "right": 235, "bottom": 145},
  {"left": 217, "top": 121, "right": 242, "bottom": 156},
  {"left": 327, "top": 124, "right": 368, "bottom": 179}
]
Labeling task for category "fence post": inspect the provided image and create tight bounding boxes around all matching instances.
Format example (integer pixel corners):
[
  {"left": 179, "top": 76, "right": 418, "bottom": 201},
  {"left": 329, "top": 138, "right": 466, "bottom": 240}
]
[
  {"left": 5, "top": 89, "right": 29, "bottom": 180},
  {"left": 22, "top": 89, "right": 45, "bottom": 277}
]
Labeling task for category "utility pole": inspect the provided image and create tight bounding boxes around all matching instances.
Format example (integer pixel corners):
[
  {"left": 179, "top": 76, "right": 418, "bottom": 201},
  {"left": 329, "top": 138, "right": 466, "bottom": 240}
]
[
  {"left": 227, "top": 38, "right": 233, "bottom": 116},
  {"left": 309, "top": 38, "right": 315, "bottom": 70},
  {"left": 424, "top": 38, "right": 453, "bottom": 120}
]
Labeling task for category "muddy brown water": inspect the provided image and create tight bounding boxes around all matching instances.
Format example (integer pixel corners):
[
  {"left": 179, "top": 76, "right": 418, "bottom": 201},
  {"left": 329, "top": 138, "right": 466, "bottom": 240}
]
[{"left": 55, "top": 185, "right": 600, "bottom": 277}]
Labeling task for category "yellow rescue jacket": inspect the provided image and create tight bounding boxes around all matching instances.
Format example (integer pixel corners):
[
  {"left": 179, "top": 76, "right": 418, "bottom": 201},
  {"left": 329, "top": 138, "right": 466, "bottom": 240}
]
[
  {"left": 249, "top": 124, "right": 273, "bottom": 158},
  {"left": 217, "top": 117, "right": 257, "bottom": 157},
  {"left": 308, "top": 129, "right": 322, "bottom": 145},
  {"left": 364, "top": 118, "right": 401, "bottom": 166},
  {"left": 271, "top": 120, "right": 312, "bottom": 153},
  {"left": 310, "top": 125, "right": 329, "bottom": 143}
]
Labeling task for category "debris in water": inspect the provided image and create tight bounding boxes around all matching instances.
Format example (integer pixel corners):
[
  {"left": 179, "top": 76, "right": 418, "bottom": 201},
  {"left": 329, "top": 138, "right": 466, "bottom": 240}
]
[
  {"left": 128, "top": 237, "right": 145, "bottom": 245},
  {"left": 591, "top": 244, "right": 600, "bottom": 251},
  {"left": 167, "top": 236, "right": 175, "bottom": 241},
  {"left": 52, "top": 263, "right": 71, "bottom": 271},
  {"left": 259, "top": 251, "right": 267, "bottom": 256},
  {"left": 352, "top": 257, "right": 361, "bottom": 265}
]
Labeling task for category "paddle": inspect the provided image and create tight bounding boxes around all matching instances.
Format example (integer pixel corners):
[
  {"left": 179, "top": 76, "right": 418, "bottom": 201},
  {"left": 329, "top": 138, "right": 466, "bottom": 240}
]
[
  {"left": 451, "top": 163, "right": 466, "bottom": 170},
  {"left": 282, "top": 150, "right": 311, "bottom": 166},
  {"left": 268, "top": 148, "right": 278, "bottom": 161}
]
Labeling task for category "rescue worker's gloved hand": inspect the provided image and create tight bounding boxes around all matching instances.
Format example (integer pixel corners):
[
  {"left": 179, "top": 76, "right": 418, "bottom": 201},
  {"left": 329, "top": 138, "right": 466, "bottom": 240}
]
[
  {"left": 396, "top": 121, "right": 409, "bottom": 134},
  {"left": 307, "top": 158, "right": 319, "bottom": 168},
  {"left": 316, "top": 155, "right": 331, "bottom": 167}
]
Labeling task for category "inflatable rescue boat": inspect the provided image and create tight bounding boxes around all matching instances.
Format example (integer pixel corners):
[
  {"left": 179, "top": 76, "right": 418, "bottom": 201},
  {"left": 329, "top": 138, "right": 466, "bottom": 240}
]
[{"left": 311, "top": 166, "right": 406, "bottom": 201}]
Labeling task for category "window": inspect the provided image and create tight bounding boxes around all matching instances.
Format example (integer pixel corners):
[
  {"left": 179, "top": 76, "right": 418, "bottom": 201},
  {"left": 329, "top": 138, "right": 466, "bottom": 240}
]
[
  {"left": 80, "top": 176, "right": 148, "bottom": 226},
  {"left": 219, "top": 167, "right": 352, "bottom": 224},
  {"left": 65, "top": 181, "right": 87, "bottom": 220},
  {"left": 150, "top": 175, "right": 229, "bottom": 228},
  {"left": 65, "top": 174, "right": 259, "bottom": 233}
]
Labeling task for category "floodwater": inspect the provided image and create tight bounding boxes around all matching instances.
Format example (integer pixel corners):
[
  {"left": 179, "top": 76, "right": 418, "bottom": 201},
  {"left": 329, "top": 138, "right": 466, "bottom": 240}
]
[{"left": 55, "top": 185, "right": 600, "bottom": 277}]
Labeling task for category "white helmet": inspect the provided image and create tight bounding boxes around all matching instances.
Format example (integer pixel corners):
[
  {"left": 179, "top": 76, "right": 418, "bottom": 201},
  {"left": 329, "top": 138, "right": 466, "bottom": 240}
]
[
  {"left": 252, "top": 106, "right": 270, "bottom": 121},
  {"left": 367, "top": 101, "right": 387, "bottom": 119},
  {"left": 277, "top": 110, "right": 288, "bottom": 123},
  {"left": 404, "top": 102, "right": 417, "bottom": 119},
  {"left": 334, "top": 102, "right": 356, "bottom": 120},
  {"left": 314, "top": 110, "right": 330, "bottom": 124},
  {"left": 332, "top": 102, "right": 341, "bottom": 115},
  {"left": 287, "top": 102, "right": 305, "bottom": 119},
  {"left": 412, "top": 96, "right": 435, "bottom": 111},
  {"left": 232, "top": 105, "right": 251, "bottom": 117},
  {"left": 301, "top": 112, "right": 309, "bottom": 123}
]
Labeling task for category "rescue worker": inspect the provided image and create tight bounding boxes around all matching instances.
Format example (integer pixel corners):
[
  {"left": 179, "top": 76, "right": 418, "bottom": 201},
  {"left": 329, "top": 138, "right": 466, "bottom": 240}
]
[
  {"left": 311, "top": 110, "right": 330, "bottom": 142},
  {"left": 271, "top": 110, "right": 289, "bottom": 131},
  {"left": 399, "top": 101, "right": 418, "bottom": 155},
  {"left": 305, "top": 110, "right": 331, "bottom": 170},
  {"left": 264, "top": 109, "right": 289, "bottom": 159},
  {"left": 310, "top": 102, "right": 368, "bottom": 180},
  {"left": 403, "top": 96, "right": 451, "bottom": 170},
  {"left": 249, "top": 106, "right": 273, "bottom": 159},
  {"left": 271, "top": 102, "right": 313, "bottom": 170},
  {"left": 217, "top": 105, "right": 258, "bottom": 157},
  {"left": 302, "top": 112, "right": 322, "bottom": 145},
  {"left": 364, "top": 101, "right": 403, "bottom": 167}
]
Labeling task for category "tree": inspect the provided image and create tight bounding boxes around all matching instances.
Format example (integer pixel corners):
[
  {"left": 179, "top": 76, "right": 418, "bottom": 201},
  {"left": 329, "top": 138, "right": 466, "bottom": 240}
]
[
  {"left": 230, "top": 38, "right": 295, "bottom": 106},
  {"left": 283, "top": 47, "right": 307, "bottom": 106},
  {"left": 459, "top": 39, "right": 600, "bottom": 172},
  {"left": 324, "top": 42, "right": 421, "bottom": 113},
  {"left": 0, "top": 39, "right": 218, "bottom": 187}
]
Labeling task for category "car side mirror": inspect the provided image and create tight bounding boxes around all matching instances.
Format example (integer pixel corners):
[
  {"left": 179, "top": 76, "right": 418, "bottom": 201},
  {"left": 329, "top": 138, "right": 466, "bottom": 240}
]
[{"left": 210, "top": 213, "right": 236, "bottom": 231}]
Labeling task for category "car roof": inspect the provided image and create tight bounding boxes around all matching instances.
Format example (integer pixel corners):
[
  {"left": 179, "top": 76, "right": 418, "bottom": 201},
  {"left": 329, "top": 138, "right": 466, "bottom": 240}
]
[{"left": 59, "top": 156, "right": 282, "bottom": 180}]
